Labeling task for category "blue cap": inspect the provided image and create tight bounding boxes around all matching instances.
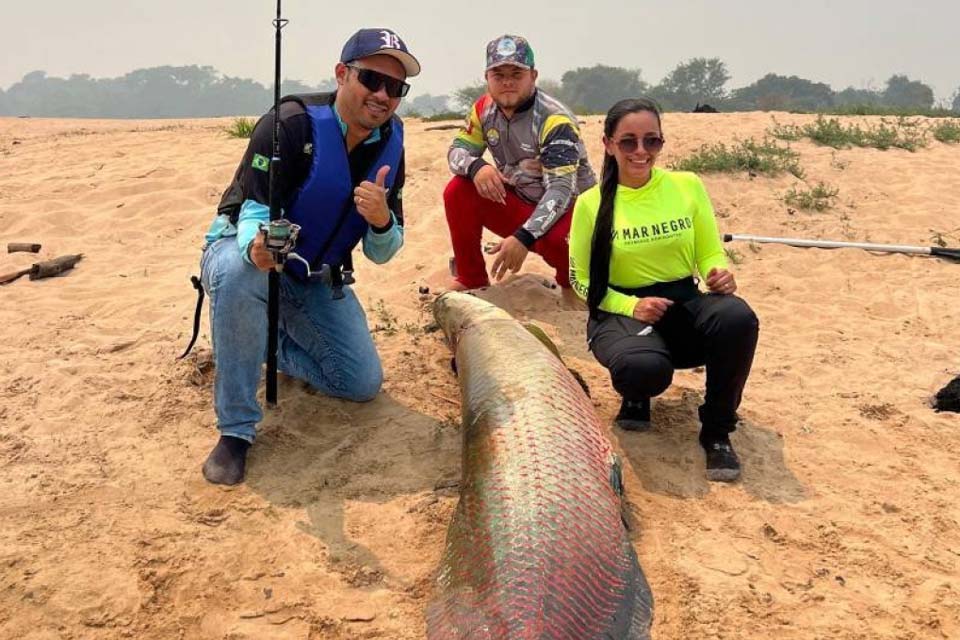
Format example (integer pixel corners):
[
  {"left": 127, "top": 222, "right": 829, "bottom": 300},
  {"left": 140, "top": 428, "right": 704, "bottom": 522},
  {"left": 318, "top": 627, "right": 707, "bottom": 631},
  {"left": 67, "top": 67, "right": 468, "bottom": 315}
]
[{"left": 340, "top": 28, "right": 420, "bottom": 77}]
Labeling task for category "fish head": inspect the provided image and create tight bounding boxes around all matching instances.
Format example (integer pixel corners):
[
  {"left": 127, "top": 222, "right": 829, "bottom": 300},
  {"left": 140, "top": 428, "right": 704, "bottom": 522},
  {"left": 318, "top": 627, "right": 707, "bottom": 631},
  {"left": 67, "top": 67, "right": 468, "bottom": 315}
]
[{"left": 433, "top": 292, "right": 511, "bottom": 349}]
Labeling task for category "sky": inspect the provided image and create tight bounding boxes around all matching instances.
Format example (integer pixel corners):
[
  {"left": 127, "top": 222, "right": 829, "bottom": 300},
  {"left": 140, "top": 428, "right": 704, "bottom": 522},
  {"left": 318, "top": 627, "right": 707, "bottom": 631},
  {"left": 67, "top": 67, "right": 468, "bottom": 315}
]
[{"left": 2, "top": 0, "right": 958, "bottom": 103}]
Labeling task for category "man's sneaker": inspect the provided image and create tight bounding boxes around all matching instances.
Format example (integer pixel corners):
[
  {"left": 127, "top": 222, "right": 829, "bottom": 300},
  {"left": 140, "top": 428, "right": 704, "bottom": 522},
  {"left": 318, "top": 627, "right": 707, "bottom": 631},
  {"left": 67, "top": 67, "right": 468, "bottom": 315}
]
[
  {"left": 615, "top": 398, "right": 651, "bottom": 432},
  {"left": 700, "top": 434, "right": 741, "bottom": 482}
]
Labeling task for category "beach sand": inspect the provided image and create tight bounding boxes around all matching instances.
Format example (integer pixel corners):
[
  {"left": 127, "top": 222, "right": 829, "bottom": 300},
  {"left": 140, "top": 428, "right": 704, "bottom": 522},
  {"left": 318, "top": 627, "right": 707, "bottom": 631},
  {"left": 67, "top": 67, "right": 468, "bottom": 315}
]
[{"left": 1, "top": 112, "right": 958, "bottom": 639}]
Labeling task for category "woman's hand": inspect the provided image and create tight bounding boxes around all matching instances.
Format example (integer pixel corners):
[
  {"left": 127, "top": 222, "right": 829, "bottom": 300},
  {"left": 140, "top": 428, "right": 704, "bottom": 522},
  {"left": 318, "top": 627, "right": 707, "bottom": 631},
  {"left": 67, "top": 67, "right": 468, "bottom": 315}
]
[
  {"left": 632, "top": 297, "right": 673, "bottom": 323},
  {"left": 706, "top": 268, "right": 737, "bottom": 295}
]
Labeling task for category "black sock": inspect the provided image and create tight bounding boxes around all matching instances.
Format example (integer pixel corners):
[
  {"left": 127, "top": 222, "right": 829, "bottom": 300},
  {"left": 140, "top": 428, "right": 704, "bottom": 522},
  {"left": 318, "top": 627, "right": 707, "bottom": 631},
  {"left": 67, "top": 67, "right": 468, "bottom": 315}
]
[{"left": 202, "top": 436, "right": 251, "bottom": 485}]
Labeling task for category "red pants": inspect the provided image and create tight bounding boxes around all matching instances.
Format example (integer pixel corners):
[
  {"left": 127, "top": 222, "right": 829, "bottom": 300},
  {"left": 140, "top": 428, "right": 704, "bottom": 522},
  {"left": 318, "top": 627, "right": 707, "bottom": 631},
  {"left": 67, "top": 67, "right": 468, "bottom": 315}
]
[{"left": 443, "top": 176, "right": 573, "bottom": 289}]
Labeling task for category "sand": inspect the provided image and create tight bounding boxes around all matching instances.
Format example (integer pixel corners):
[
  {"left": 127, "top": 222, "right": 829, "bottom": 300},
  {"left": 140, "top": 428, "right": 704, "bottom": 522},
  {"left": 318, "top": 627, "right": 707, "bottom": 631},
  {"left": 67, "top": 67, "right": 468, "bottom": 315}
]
[{"left": 1, "top": 111, "right": 958, "bottom": 639}]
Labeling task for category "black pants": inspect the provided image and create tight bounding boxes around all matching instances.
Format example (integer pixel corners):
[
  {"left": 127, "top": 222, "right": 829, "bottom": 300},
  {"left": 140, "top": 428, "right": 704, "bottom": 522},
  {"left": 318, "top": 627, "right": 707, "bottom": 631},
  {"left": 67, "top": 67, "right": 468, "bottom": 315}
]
[{"left": 587, "top": 277, "right": 759, "bottom": 437}]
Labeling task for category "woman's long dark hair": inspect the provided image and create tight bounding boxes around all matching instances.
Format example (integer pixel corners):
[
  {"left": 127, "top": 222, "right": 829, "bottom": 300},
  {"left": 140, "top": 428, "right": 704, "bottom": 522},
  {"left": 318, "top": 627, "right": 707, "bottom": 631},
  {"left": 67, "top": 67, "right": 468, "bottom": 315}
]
[{"left": 587, "top": 98, "right": 662, "bottom": 315}]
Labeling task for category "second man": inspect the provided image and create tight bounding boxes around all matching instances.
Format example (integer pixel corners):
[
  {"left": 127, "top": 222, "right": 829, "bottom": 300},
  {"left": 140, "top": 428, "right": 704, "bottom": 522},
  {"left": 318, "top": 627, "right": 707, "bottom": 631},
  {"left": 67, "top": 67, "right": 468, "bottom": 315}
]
[{"left": 444, "top": 35, "right": 596, "bottom": 290}]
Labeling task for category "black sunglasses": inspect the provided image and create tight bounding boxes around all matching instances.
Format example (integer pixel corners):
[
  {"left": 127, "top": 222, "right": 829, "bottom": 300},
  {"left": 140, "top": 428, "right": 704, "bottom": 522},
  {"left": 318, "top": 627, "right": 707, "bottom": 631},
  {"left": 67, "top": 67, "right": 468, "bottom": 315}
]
[
  {"left": 347, "top": 65, "right": 410, "bottom": 98},
  {"left": 615, "top": 134, "right": 665, "bottom": 154}
]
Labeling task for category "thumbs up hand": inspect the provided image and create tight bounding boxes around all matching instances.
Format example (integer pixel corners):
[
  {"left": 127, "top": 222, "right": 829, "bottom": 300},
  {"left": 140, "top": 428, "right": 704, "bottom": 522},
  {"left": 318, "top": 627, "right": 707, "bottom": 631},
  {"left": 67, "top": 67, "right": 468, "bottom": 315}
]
[{"left": 354, "top": 165, "right": 392, "bottom": 228}]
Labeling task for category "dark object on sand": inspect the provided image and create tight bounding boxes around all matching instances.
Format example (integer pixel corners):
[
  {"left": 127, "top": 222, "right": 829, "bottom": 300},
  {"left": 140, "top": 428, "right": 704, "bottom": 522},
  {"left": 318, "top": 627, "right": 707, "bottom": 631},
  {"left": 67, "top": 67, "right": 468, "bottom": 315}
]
[
  {"left": 29, "top": 254, "right": 84, "bottom": 280},
  {"left": 7, "top": 242, "right": 42, "bottom": 253},
  {"left": 724, "top": 234, "right": 960, "bottom": 262},
  {"left": 425, "top": 123, "right": 461, "bottom": 131},
  {"left": 934, "top": 376, "right": 960, "bottom": 413},
  {"left": 693, "top": 102, "right": 719, "bottom": 113},
  {"left": 1, "top": 253, "right": 84, "bottom": 285},
  {"left": 0, "top": 268, "right": 31, "bottom": 285}
]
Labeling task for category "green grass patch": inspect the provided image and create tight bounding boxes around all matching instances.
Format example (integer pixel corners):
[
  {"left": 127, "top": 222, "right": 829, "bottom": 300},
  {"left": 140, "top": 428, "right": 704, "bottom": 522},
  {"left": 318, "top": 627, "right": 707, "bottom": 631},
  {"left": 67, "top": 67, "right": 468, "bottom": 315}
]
[
  {"left": 768, "top": 118, "right": 805, "bottom": 141},
  {"left": 224, "top": 117, "right": 256, "bottom": 139},
  {"left": 782, "top": 181, "right": 839, "bottom": 211},
  {"left": 724, "top": 247, "right": 744, "bottom": 265},
  {"left": 671, "top": 137, "right": 804, "bottom": 178},
  {"left": 931, "top": 119, "right": 960, "bottom": 143},
  {"left": 769, "top": 115, "right": 928, "bottom": 151}
]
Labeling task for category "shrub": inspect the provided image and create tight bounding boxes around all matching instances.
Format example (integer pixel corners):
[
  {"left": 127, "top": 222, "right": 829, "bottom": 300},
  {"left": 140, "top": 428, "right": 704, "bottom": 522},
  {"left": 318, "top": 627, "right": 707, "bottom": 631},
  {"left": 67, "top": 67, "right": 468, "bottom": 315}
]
[
  {"left": 931, "top": 119, "right": 960, "bottom": 143},
  {"left": 671, "top": 137, "right": 804, "bottom": 177},
  {"left": 224, "top": 117, "right": 256, "bottom": 139},
  {"left": 782, "top": 182, "right": 839, "bottom": 211}
]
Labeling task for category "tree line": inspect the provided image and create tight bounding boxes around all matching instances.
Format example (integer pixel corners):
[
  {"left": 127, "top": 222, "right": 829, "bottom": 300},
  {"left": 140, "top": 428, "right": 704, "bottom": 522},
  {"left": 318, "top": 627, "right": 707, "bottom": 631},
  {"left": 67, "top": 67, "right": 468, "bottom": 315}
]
[
  {"left": 1, "top": 59, "right": 957, "bottom": 119},
  {"left": 445, "top": 59, "right": 959, "bottom": 117},
  {"left": 0, "top": 66, "right": 334, "bottom": 119}
]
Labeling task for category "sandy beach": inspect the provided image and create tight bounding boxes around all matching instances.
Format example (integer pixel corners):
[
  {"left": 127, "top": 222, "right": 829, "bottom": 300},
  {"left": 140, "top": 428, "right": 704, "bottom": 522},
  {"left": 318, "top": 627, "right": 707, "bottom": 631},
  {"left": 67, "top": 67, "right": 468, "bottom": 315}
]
[{"left": 1, "top": 111, "right": 958, "bottom": 639}]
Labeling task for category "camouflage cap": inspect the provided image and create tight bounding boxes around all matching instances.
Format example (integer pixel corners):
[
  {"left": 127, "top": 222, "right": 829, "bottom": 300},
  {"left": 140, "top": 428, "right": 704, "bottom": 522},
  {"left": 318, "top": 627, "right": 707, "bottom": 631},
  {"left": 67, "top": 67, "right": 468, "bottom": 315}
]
[{"left": 485, "top": 35, "right": 535, "bottom": 71}]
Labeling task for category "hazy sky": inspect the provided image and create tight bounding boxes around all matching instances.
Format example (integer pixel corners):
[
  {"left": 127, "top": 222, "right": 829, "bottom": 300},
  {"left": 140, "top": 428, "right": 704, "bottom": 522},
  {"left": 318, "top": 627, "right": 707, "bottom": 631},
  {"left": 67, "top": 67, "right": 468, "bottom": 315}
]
[{"left": 3, "top": 0, "right": 958, "bottom": 102}]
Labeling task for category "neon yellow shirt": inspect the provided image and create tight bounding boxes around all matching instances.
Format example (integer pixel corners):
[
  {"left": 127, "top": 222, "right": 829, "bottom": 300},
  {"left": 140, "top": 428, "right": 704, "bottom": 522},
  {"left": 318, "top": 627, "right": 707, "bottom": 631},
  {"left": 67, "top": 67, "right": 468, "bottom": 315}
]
[{"left": 569, "top": 168, "right": 728, "bottom": 317}]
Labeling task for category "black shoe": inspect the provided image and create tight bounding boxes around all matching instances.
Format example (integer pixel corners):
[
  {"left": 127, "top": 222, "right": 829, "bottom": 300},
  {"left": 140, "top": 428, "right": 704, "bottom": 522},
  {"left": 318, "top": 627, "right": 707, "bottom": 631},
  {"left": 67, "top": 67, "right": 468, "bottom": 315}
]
[
  {"left": 615, "top": 398, "right": 651, "bottom": 432},
  {"left": 700, "top": 433, "right": 741, "bottom": 482},
  {"left": 202, "top": 436, "right": 251, "bottom": 486}
]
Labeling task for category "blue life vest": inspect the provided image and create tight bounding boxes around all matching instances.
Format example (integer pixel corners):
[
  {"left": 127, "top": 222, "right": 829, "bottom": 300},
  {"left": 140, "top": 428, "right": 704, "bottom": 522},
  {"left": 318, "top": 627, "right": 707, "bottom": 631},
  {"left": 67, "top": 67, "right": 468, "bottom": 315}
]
[{"left": 284, "top": 103, "right": 403, "bottom": 281}]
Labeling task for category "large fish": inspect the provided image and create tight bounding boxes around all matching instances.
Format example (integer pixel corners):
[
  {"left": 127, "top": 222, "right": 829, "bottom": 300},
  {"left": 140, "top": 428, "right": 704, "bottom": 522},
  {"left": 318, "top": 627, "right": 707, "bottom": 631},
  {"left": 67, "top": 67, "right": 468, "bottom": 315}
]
[{"left": 428, "top": 292, "right": 653, "bottom": 639}]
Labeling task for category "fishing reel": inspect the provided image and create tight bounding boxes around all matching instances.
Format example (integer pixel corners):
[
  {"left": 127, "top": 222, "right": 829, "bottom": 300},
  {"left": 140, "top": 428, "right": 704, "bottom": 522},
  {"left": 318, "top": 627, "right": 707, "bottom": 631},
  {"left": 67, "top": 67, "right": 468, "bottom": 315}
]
[
  {"left": 260, "top": 219, "right": 349, "bottom": 299},
  {"left": 261, "top": 219, "right": 301, "bottom": 267}
]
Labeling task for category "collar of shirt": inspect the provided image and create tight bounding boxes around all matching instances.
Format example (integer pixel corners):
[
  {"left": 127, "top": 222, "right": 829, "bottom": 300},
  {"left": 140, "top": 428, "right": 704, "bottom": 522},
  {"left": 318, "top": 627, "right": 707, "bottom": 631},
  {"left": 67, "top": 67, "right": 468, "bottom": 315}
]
[{"left": 331, "top": 100, "right": 381, "bottom": 146}]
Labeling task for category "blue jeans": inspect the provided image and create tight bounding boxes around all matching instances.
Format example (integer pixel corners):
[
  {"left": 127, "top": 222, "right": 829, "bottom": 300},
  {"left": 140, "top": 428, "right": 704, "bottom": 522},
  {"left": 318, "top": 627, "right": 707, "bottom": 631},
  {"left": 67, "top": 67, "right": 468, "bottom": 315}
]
[{"left": 200, "top": 238, "right": 383, "bottom": 442}]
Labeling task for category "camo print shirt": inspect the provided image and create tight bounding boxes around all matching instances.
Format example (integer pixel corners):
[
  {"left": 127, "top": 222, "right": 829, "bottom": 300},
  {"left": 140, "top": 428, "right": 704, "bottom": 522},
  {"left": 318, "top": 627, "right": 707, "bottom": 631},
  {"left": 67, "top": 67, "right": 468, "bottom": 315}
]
[{"left": 448, "top": 90, "right": 596, "bottom": 247}]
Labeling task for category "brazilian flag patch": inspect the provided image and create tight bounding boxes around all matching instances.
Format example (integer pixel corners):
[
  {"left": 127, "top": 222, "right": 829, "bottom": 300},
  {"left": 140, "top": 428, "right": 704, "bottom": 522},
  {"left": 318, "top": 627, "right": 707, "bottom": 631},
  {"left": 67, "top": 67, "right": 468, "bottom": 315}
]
[{"left": 252, "top": 153, "right": 270, "bottom": 172}]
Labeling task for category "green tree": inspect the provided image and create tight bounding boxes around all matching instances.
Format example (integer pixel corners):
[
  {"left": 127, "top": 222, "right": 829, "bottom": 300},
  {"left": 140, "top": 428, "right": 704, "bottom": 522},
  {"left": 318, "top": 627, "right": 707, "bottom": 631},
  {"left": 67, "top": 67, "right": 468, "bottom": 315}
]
[
  {"left": 399, "top": 93, "right": 452, "bottom": 117},
  {"left": 952, "top": 89, "right": 960, "bottom": 113},
  {"left": 727, "top": 73, "right": 834, "bottom": 112},
  {"left": 537, "top": 78, "right": 565, "bottom": 101},
  {"left": 882, "top": 74, "right": 934, "bottom": 109},
  {"left": 280, "top": 77, "right": 336, "bottom": 96},
  {"left": 560, "top": 65, "right": 648, "bottom": 114},
  {"left": 833, "top": 86, "right": 883, "bottom": 107},
  {"left": 452, "top": 81, "right": 487, "bottom": 112},
  {"left": 654, "top": 58, "right": 730, "bottom": 111},
  {"left": 0, "top": 66, "right": 340, "bottom": 118}
]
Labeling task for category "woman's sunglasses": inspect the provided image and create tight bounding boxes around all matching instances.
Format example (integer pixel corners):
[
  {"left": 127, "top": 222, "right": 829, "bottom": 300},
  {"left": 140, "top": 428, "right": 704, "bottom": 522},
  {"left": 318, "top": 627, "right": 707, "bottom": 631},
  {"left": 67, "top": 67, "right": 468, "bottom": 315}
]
[
  {"left": 347, "top": 65, "right": 410, "bottom": 99},
  {"left": 615, "top": 135, "right": 665, "bottom": 154}
]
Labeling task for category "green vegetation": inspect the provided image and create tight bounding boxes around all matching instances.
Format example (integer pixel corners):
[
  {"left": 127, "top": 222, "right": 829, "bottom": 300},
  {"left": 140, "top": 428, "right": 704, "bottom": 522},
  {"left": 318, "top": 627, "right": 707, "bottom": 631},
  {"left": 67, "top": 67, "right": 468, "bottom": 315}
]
[
  {"left": 769, "top": 115, "right": 928, "bottom": 151},
  {"left": 558, "top": 65, "right": 648, "bottom": 115},
  {"left": 224, "top": 117, "right": 256, "bottom": 139},
  {"left": 671, "top": 137, "right": 804, "bottom": 177},
  {"left": 724, "top": 248, "right": 744, "bottom": 265},
  {"left": 2, "top": 63, "right": 954, "bottom": 120},
  {"left": 782, "top": 182, "right": 839, "bottom": 211},
  {"left": 931, "top": 119, "right": 960, "bottom": 143},
  {"left": 816, "top": 105, "right": 958, "bottom": 118},
  {"left": 372, "top": 299, "right": 398, "bottom": 336}
]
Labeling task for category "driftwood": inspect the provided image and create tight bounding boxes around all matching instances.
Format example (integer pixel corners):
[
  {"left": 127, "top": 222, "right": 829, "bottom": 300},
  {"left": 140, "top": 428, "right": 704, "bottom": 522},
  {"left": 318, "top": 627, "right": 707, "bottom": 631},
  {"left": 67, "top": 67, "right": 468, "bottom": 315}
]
[
  {"left": 29, "top": 254, "right": 84, "bottom": 280},
  {"left": 0, "top": 268, "right": 31, "bottom": 285},
  {"left": 424, "top": 124, "right": 461, "bottom": 131},
  {"left": 7, "top": 243, "right": 42, "bottom": 253}
]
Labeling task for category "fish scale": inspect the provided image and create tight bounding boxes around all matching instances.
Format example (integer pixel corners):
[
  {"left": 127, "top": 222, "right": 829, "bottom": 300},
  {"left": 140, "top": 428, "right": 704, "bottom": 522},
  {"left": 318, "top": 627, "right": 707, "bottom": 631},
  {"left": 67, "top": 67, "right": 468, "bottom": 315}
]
[{"left": 429, "top": 292, "right": 653, "bottom": 639}]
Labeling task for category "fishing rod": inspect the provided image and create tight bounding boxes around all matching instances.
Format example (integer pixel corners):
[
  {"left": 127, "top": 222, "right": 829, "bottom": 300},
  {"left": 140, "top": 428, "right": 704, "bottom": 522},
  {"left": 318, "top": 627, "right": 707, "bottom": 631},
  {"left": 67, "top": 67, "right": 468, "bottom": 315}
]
[
  {"left": 263, "top": 1, "right": 294, "bottom": 406},
  {"left": 723, "top": 234, "right": 960, "bottom": 262}
]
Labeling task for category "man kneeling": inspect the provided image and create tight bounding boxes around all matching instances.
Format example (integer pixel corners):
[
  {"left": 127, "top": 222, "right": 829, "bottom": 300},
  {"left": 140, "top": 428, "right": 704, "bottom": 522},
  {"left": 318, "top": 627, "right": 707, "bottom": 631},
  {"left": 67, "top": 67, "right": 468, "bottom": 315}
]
[
  {"left": 444, "top": 34, "right": 596, "bottom": 290},
  {"left": 197, "top": 29, "right": 420, "bottom": 485}
]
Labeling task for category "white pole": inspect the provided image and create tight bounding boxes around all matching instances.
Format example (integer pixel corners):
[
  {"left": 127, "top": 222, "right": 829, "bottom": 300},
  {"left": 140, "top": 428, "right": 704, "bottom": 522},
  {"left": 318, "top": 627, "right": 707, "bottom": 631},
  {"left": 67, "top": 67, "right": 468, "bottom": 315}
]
[{"left": 724, "top": 234, "right": 932, "bottom": 255}]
